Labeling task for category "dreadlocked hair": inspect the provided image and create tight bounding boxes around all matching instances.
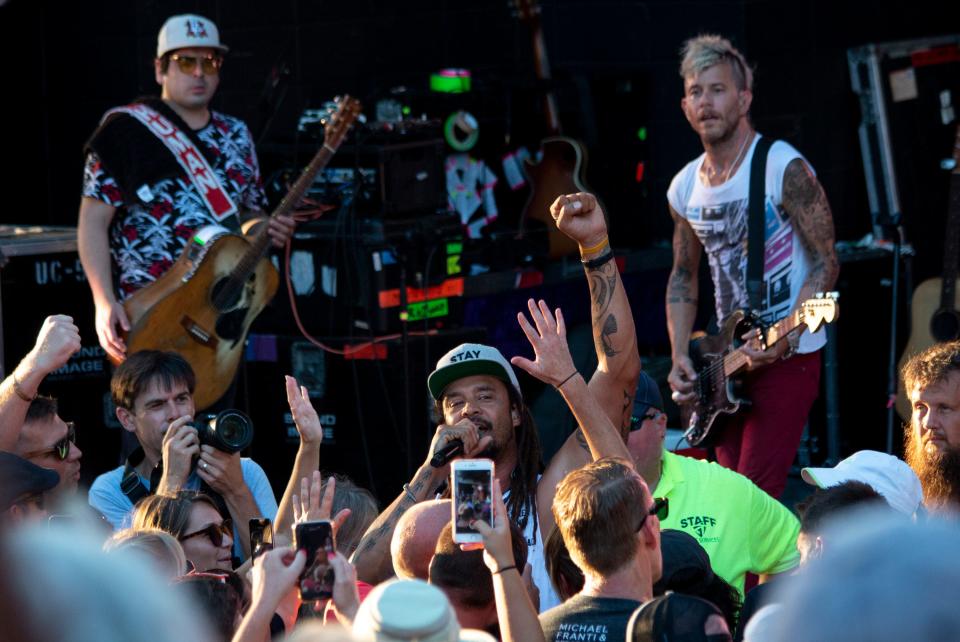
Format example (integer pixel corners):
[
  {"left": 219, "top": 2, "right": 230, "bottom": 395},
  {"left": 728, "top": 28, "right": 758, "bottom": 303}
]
[{"left": 504, "top": 384, "right": 543, "bottom": 540}]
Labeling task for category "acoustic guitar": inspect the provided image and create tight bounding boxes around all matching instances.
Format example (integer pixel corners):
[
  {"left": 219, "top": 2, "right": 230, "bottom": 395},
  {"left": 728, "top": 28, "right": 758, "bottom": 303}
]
[
  {"left": 511, "top": 0, "right": 590, "bottom": 259},
  {"left": 119, "top": 96, "right": 362, "bottom": 410},
  {"left": 895, "top": 125, "right": 960, "bottom": 420},
  {"left": 681, "top": 293, "right": 839, "bottom": 447}
]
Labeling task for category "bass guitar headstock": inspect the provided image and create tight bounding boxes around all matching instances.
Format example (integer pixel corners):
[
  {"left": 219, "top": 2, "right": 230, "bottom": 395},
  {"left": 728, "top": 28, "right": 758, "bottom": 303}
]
[{"left": 799, "top": 292, "right": 839, "bottom": 332}]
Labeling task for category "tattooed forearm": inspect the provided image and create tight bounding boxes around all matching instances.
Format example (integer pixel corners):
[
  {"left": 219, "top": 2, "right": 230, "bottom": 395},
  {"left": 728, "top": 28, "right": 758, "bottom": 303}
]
[
  {"left": 667, "top": 266, "right": 697, "bottom": 305},
  {"left": 352, "top": 468, "right": 431, "bottom": 564},
  {"left": 598, "top": 314, "right": 619, "bottom": 358},
  {"left": 668, "top": 211, "right": 701, "bottom": 306},
  {"left": 355, "top": 520, "right": 394, "bottom": 555},
  {"left": 575, "top": 428, "right": 590, "bottom": 452},
  {"left": 586, "top": 259, "right": 622, "bottom": 359},
  {"left": 587, "top": 261, "right": 618, "bottom": 318},
  {"left": 407, "top": 475, "right": 427, "bottom": 497},
  {"left": 782, "top": 159, "right": 839, "bottom": 293}
]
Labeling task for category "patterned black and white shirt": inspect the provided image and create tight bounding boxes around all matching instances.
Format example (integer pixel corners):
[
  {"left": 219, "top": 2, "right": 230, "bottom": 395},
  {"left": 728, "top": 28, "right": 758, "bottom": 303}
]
[{"left": 82, "top": 110, "right": 267, "bottom": 300}]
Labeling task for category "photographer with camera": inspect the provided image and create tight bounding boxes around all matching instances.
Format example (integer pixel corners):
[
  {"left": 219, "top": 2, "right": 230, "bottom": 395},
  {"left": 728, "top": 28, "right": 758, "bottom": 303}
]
[{"left": 89, "top": 350, "right": 277, "bottom": 559}]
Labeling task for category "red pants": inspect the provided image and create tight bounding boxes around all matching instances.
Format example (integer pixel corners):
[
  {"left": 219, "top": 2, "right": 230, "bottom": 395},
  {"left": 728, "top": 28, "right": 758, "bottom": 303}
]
[{"left": 714, "top": 350, "right": 821, "bottom": 499}]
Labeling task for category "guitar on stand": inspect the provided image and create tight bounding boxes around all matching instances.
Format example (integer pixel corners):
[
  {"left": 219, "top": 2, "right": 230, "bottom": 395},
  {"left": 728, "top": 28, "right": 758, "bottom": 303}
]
[
  {"left": 511, "top": 0, "right": 590, "bottom": 259},
  {"left": 682, "top": 294, "right": 840, "bottom": 447},
  {"left": 119, "top": 96, "right": 362, "bottom": 410},
  {"left": 896, "top": 124, "right": 960, "bottom": 420}
]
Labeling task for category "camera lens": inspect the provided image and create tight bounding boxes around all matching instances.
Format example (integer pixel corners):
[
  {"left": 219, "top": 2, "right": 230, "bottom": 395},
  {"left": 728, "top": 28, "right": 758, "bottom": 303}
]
[
  {"left": 219, "top": 415, "right": 242, "bottom": 442},
  {"left": 206, "top": 410, "right": 254, "bottom": 453}
]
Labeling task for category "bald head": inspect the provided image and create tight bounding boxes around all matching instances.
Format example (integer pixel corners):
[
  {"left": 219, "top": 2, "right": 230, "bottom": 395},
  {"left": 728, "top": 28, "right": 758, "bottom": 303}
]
[{"left": 391, "top": 499, "right": 451, "bottom": 580}]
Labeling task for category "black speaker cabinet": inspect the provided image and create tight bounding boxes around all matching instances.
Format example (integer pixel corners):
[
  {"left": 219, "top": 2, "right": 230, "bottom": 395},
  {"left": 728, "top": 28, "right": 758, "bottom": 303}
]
[
  {"left": 0, "top": 226, "right": 118, "bottom": 486},
  {"left": 316, "top": 137, "right": 447, "bottom": 219}
]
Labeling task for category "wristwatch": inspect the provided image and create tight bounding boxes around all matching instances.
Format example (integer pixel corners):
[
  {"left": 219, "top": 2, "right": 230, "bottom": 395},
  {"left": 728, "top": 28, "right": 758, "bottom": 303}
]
[{"left": 781, "top": 332, "right": 801, "bottom": 361}]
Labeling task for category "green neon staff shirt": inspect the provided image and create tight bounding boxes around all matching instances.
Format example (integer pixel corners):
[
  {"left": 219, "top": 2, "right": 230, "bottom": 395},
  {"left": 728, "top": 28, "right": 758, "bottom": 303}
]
[{"left": 656, "top": 449, "right": 801, "bottom": 596}]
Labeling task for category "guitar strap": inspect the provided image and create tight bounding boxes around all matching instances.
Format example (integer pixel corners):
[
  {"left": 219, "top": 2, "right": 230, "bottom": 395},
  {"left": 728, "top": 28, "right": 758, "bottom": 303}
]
[
  {"left": 747, "top": 136, "right": 776, "bottom": 312},
  {"left": 101, "top": 102, "right": 239, "bottom": 222}
]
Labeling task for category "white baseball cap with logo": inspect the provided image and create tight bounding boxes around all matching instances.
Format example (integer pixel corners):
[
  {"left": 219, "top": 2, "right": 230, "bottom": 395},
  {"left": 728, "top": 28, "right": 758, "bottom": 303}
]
[
  {"left": 156, "top": 14, "right": 229, "bottom": 58},
  {"left": 427, "top": 343, "right": 521, "bottom": 401},
  {"left": 801, "top": 450, "right": 923, "bottom": 516}
]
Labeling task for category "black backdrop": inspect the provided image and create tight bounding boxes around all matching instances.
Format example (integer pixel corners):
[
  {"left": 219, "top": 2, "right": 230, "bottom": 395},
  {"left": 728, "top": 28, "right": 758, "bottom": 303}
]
[
  {"left": 0, "top": 0, "right": 953, "bottom": 248},
  {"left": 0, "top": 0, "right": 955, "bottom": 493}
]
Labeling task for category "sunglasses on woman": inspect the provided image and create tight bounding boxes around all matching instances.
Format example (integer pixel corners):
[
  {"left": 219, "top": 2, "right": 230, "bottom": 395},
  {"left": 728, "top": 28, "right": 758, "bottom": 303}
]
[{"left": 180, "top": 519, "right": 233, "bottom": 547}]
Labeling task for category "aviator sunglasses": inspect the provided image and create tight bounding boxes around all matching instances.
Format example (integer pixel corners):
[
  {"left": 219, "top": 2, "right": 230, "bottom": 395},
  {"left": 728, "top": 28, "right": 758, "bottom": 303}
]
[
  {"left": 180, "top": 518, "right": 234, "bottom": 547},
  {"left": 34, "top": 421, "right": 76, "bottom": 461},
  {"left": 53, "top": 422, "right": 76, "bottom": 460},
  {"left": 169, "top": 53, "right": 223, "bottom": 75}
]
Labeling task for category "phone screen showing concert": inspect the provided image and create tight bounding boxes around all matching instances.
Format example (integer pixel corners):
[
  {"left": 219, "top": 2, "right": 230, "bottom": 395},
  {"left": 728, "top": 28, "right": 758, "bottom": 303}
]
[
  {"left": 453, "top": 466, "right": 494, "bottom": 536},
  {"left": 295, "top": 520, "right": 335, "bottom": 600}
]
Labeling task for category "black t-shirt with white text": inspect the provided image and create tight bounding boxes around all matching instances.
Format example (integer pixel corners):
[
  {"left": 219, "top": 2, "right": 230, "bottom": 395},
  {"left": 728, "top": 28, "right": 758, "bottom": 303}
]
[{"left": 540, "top": 594, "right": 641, "bottom": 642}]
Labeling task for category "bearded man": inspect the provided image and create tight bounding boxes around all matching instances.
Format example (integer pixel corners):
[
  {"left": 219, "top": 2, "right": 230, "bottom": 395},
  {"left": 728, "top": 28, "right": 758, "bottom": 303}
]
[{"left": 902, "top": 340, "right": 960, "bottom": 511}]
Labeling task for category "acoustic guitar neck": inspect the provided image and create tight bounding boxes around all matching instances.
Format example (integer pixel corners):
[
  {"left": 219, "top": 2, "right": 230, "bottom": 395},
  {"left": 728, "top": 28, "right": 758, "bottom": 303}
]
[{"left": 216, "top": 97, "right": 361, "bottom": 310}]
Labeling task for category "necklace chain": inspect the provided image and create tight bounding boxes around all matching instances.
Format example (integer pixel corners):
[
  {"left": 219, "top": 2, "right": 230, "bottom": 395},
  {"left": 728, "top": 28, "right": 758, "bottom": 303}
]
[{"left": 704, "top": 131, "right": 753, "bottom": 185}]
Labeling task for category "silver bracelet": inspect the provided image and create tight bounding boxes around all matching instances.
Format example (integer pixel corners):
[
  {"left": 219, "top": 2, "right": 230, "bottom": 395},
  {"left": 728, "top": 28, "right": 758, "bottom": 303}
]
[{"left": 401, "top": 483, "right": 418, "bottom": 503}]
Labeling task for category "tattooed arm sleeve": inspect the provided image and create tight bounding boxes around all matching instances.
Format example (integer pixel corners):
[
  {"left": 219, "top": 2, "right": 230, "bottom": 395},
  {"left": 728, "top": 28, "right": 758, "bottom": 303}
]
[
  {"left": 583, "top": 243, "right": 642, "bottom": 442},
  {"left": 350, "top": 466, "right": 434, "bottom": 584},
  {"left": 781, "top": 158, "right": 840, "bottom": 303},
  {"left": 665, "top": 205, "right": 702, "bottom": 361}
]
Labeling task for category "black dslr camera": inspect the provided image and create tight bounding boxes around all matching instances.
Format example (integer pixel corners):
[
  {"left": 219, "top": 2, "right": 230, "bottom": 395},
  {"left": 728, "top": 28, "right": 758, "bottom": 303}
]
[{"left": 190, "top": 410, "right": 254, "bottom": 453}]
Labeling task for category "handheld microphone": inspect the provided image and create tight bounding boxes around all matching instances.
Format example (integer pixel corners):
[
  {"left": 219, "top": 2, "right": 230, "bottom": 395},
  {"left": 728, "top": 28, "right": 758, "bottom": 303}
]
[{"left": 430, "top": 439, "right": 464, "bottom": 468}]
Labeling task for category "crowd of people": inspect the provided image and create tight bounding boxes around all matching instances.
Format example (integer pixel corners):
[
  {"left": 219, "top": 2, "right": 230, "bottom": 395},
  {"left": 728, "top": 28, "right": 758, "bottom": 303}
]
[{"left": 2, "top": 13, "right": 958, "bottom": 642}]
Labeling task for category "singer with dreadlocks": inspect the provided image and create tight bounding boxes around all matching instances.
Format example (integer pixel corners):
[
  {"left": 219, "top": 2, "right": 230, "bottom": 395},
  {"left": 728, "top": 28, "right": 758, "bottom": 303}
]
[{"left": 350, "top": 191, "right": 641, "bottom": 612}]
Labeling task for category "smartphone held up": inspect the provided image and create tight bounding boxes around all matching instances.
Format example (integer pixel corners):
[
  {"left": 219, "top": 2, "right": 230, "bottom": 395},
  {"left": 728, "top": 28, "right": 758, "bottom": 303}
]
[
  {"left": 451, "top": 458, "right": 495, "bottom": 544},
  {"left": 293, "top": 520, "right": 336, "bottom": 600},
  {"left": 249, "top": 518, "right": 274, "bottom": 558}
]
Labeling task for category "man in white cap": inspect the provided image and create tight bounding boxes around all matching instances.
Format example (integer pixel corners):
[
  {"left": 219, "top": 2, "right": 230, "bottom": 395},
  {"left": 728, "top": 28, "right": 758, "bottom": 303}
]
[
  {"left": 351, "top": 192, "right": 643, "bottom": 613},
  {"left": 801, "top": 450, "right": 923, "bottom": 517},
  {"left": 77, "top": 13, "right": 295, "bottom": 364}
]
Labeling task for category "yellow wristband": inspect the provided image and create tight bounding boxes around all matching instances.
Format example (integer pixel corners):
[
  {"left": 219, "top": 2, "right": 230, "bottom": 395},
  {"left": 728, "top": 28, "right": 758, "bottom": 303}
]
[{"left": 579, "top": 237, "right": 609, "bottom": 257}]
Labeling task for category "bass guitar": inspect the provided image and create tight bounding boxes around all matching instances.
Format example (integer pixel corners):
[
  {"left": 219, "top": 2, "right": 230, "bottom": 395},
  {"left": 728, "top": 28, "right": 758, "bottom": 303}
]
[
  {"left": 119, "top": 96, "right": 362, "bottom": 410},
  {"left": 895, "top": 124, "right": 960, "bottom": 420},
  {"left": 511, "top": 0, "right": 590, "bottom": 259},
  {"left": 681, "top": 293, "right": 839, "bottom": 447}
]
